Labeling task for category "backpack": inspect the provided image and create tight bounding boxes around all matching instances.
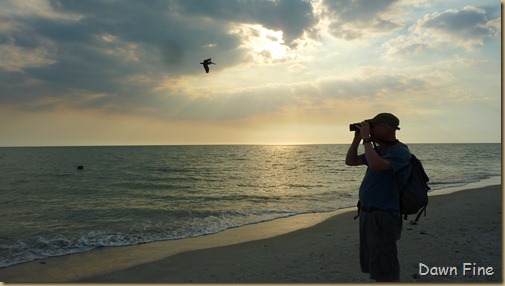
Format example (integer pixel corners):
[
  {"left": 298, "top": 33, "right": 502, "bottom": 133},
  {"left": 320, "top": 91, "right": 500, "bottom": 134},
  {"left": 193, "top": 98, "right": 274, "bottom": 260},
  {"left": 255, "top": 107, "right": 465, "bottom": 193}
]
[
  {"left": 353, "top": 145, "right": 431, "bottom": 224},
  {"left": 396, "top": 153, "right": 430, "bottom": 223}
]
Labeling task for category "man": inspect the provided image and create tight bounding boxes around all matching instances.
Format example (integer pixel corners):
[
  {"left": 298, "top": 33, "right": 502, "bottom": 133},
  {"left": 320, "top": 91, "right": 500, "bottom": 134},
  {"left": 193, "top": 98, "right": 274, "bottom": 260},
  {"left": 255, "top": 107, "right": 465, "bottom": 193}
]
[{"left": 345, "top": 113, "right": 411, "bottom": 282}]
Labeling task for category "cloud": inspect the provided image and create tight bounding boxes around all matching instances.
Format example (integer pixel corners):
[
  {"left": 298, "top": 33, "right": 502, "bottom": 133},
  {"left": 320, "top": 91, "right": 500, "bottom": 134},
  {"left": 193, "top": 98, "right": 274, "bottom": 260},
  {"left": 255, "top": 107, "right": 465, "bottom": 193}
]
[
  {"left": 413, "top": 6, "right": 500, "bottom": 46},
  {"left": 383, "top": 5, "right": 500, "bottom": 57},
  {"left": 174, "top": 0, "right": 317, "bottom": 47},
  {"left": 159, "top": 64, "right": 462, "bottom": 122},
  {"left": 321, "top": 0, "right": 402, "bottom": 40},
  {"left": 0, "top": 0, "right": 318, "bottom": 117},
  {"left": 0, "top": 0, "right": 500, "bottom": 146}
]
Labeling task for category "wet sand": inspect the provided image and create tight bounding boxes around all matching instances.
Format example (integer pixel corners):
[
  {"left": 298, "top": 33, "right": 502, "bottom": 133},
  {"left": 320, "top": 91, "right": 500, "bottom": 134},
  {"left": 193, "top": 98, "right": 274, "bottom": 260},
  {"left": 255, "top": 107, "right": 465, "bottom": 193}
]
[{"left": 0, "top": 184, "right": 501, "bottom": 283}]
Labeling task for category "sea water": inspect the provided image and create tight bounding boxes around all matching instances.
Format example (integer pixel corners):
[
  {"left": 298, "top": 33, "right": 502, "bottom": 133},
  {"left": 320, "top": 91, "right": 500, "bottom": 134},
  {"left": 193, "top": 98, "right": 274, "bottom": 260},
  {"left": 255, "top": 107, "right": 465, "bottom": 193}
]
[{"left": 0, "top": 143, "right": 501, "bottom": 268}]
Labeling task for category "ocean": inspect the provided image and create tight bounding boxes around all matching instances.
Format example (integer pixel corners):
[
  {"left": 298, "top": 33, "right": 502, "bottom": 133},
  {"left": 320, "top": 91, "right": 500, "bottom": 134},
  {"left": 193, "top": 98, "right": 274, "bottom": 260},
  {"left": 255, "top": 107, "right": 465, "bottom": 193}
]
[{"left": 0, "top": 143, "right": 501, "bottom": 268}]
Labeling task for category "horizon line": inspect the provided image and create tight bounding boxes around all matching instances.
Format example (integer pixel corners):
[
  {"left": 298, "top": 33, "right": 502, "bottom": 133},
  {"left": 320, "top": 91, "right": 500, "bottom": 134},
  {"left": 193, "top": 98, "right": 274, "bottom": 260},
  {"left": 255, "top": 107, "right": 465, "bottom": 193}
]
[{"left": 0, "top": 142, "right": 500, "bottom": 148}]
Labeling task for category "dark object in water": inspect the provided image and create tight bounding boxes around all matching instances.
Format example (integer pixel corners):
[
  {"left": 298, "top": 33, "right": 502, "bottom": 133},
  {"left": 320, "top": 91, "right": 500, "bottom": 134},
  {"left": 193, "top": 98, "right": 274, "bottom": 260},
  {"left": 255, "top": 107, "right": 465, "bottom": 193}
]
[{"left": 77, "top": 165, "right": 84, "bottom": 170}]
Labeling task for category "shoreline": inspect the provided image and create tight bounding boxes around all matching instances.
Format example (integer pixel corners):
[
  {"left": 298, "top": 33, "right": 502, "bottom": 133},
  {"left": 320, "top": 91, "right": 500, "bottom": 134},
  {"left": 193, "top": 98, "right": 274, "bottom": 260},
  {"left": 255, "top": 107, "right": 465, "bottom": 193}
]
[
  {"left": 1, "top": 175, "right": 500, "bottom": 270},
  {"left": 0, "top": 208, "right": 353, "bottom": 282},
  {"left": 0, "top": 183, "right": 501, "bottom": 283},
  {"left": 428, "top": 175, "right": 501, "bottom": 196}
]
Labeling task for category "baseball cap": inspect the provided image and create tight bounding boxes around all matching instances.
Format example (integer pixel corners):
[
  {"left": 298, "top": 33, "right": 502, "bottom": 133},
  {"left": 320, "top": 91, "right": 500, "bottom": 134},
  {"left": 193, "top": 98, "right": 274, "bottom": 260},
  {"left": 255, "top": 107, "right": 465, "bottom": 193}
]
[{"left": 365, "top": 113, "right": 400, "bottom": 130}]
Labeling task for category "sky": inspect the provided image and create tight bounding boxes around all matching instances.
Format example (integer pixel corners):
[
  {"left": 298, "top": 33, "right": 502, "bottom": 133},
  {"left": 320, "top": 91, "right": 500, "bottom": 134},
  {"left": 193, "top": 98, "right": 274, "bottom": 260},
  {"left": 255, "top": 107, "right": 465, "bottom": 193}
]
[{"left": 0, "top": 0, "right": 501, "bottom": 146}]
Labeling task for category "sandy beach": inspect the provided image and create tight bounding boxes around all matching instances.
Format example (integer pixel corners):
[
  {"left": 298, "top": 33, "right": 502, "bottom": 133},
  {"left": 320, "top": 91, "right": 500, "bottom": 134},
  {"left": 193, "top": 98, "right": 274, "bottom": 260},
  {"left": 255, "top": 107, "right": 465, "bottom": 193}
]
[{"left": 0, "top": 184, "right": 501, "bottom": 283}]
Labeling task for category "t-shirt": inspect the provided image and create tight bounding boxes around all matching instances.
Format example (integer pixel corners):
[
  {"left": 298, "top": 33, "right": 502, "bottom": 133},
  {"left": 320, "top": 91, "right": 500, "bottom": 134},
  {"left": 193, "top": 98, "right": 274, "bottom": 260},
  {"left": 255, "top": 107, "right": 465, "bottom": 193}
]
[{"left": 358, "top": 143, "right": 411, "bottom": 213}]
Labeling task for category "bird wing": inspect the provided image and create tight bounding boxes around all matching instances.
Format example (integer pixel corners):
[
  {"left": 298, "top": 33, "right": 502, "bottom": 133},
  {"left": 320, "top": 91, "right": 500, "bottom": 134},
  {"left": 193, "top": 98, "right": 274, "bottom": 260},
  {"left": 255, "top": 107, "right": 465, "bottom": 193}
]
[{"left": 203, "top": 64, "right": 209, "bottom": 73}]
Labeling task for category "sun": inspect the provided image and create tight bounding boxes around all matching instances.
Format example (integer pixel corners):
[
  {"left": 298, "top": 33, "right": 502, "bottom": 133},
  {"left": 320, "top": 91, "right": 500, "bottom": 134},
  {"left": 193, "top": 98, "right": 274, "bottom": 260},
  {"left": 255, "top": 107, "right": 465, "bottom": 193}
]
[{"left": 231, "top": 24, "right": 289, "bottom": 63}]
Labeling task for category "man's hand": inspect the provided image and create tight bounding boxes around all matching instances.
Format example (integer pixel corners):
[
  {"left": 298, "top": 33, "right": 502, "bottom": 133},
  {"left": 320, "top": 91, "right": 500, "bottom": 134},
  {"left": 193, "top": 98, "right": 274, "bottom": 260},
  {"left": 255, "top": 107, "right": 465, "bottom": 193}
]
[{"left": 356, "top": 121, "right": 371, "bottom": 140}]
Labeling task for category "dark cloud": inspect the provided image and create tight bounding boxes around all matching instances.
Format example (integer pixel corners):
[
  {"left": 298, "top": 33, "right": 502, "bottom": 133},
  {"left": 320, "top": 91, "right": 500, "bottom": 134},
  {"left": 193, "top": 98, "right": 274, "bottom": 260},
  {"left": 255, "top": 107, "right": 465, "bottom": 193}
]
[
  {"left": 415, "top": 6, "right": 499, "bottom": 44},
  {"left": 321, "top": 0, "right": 401, "bottom": 40},
  {"left": 383, "top": 4, "right": 500, "bottom": 58},
  {"left": 3, "top": 0, "right": 497, "bottom": 123},
  {"left": 0, "top": 0, "right": 319, "bottom": 119},
  {"left": 43, "top": 0, "right": 315, "bottom": 70},
  {"left": 174, "top": 0, "right": 316, "bottom": 46}
]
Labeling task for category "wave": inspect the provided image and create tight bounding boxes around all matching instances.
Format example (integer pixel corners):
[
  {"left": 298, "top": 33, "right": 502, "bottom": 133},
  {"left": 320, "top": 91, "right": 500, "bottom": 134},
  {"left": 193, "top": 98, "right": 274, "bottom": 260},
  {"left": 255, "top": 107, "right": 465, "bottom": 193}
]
[
  {"left": 0, "top": 208, "right": 307, "bottom": 268},
  {"left": 429, "top": 174, "right": 501, "bottom": 191},
  {"left": 0, "top": 144, "right": 500, "bottom": 269}
]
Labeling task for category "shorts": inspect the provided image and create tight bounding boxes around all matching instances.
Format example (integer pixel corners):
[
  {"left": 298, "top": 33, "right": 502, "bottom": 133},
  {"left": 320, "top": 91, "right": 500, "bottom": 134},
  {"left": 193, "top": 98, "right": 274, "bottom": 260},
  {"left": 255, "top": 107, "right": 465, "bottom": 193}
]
[{"left": 359, "top": 210, "right": 402, "bottom": 281}]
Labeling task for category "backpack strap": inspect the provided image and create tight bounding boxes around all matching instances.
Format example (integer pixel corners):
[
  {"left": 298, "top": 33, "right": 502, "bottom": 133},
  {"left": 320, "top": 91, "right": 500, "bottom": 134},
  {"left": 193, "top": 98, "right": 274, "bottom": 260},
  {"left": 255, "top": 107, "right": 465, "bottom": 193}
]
[
  {"left": 413, "top": 203, "right": 428, "bottom": 224},
  {"left": 354, "top": 201, "right": 361, "bottom": 220},
  {"left": 394, "top": 147, "right": 413, "bottom": 221}
]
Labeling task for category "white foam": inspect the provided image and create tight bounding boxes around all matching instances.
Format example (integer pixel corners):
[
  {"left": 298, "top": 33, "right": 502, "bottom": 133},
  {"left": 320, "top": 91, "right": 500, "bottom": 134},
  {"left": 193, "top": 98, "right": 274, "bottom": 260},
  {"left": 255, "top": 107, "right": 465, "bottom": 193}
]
[{"left": 429, "top": 176, "right": 501, "bottom": 196}]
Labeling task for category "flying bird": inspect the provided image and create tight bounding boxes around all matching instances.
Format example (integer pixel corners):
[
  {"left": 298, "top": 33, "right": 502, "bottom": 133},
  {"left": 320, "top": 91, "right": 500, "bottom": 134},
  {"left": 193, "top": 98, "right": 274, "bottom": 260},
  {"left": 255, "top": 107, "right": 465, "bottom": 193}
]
[{"left": 200, "top": 58, "right": 216, "bottom": 73}]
